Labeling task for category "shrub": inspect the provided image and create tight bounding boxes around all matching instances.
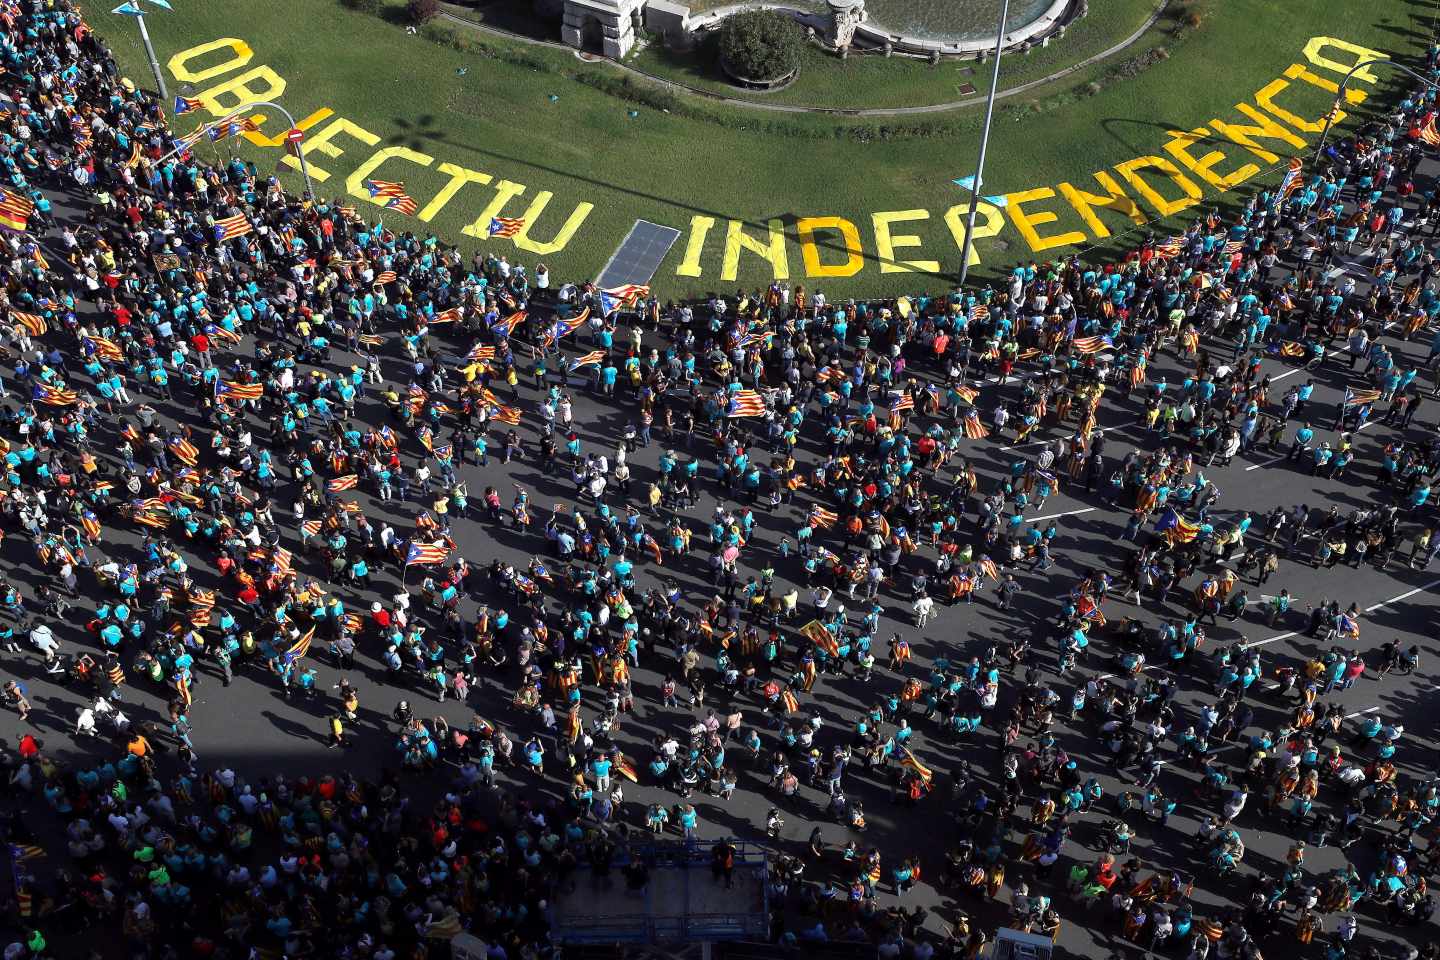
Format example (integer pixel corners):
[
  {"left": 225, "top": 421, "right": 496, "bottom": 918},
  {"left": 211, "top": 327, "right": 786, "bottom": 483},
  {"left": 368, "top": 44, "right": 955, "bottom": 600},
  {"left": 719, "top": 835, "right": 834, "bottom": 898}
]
[
  {"left": 719, "top": 10, "right": 802, "bottom": 82},
  {"left": 408, "top": 0, "right": 439, "bottom": 24},
  {"left": 341, "top": 0, "right": 383, "bottom": 13}
]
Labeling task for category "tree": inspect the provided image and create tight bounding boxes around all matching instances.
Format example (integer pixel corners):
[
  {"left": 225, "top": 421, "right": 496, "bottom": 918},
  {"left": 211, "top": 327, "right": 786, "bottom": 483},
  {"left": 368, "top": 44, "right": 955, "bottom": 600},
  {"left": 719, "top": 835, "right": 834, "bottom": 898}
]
[
  {"left": 719, "top": 9, "right": 802, "bottom": 82},
  {"left": 407, "top": 0, "right": 439, "bottom": 24}
]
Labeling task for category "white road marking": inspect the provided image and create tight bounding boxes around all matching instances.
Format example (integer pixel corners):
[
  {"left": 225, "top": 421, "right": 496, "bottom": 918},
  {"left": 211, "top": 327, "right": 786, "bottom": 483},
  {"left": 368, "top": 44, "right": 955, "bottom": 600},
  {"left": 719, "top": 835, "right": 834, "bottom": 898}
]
[
  {"left": 1269, "top": 369, "right": 1302, "bottom": 384},
  {"left": 1345, "top": 707, "right": 1381, "bottom": 719},
  {"left": 1243, "top": 630, "right": 1298, "bottom": 649},
  {"left": 1364, "top": 579, "right": 1440, "bottom": 613},
  {"left": 1000, "top": 425, "right": 1120, "bottom": 452},
  {"left": 1245, "top": 579, "right": 1440, "bottom": 647},
  {"left": 1029, "top": 507, "right": 1097, "bottom": 523},
  {"left": 1244, "top": 455, "right": 1285, "bottom": 472},
  {"left": 1094, "top": 665, "right": 1173, "bottom": 684}
]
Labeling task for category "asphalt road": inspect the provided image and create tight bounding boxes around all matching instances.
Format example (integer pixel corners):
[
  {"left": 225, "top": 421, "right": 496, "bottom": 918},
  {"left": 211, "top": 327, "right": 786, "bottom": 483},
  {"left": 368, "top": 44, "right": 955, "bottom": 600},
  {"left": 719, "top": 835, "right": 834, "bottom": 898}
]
[{"left": 0, "top": 176, "right": 1438, "bottom": 960}]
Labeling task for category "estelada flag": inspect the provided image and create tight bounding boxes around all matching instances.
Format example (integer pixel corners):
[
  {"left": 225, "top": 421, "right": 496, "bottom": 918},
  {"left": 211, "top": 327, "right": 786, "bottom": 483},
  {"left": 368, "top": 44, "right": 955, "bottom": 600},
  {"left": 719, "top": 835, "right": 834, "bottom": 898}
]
[
  {"left": 385, "top": 194, "right": 418, "bottom": 216},
  {"left": 809, "top": 506, "right": 838, "bottom": 529},
  {"left": 1072, "top": 335, "right": 1112, "bottom": 354},
  {"left": 781, "top": 689, "right": 800, "bottom": 713},
  {"left": 167, "top": 438, "right": 199, "bottom": 467},
  {"left": 798, "top": 619, "right": 839, "bottom": 657},
  {"left": 374, "top": 270, "right": 397, "bottom": 285},
  {"left": 616, "top": 755, "right": 639, "bottom": 782},
  {"left": 133, "top": 510, "right": 169, "bottom": 529},
  {"left": 327, "top": 474, "right": 358, "bottom": 493},
  {"left": 978, "top": 558, "right": 1000, "bottom": 581},
  {"left": 80, "top": 510, "right": 101, "bottom": 541},
  {"left": 1344, "top": 388, "right": 1380, "bottom": 406},
  {"left": 213, "top": 214, "right": 253, "bottom": 243},
  {"left": 364, "top": 179, "right": 407, "bottom": 198},
  {"left": 544, "top": 308, "right": 591, "bottom": 347},
  {"left": 490, "top": 310, "right": 526, "bottom": 337},
  {"left": 31, "top": 383, "right": 77, "bottom": 406},
  {"left": 405, "top": 541, "right": 449, "bottom": 566},
  {"left": 11, "top": 311, "right": 45, "bottom": 337},
  {"left": 431, "top": 308, "right": 461, "bottom": 324},
  {"left": 0, "top": 186, "right": 34, "bottom": 232},
  {"left": 87, "top": 336, "right": 124, "bottom": 363},
  {"left": 1422, "top": 114, "right": 1440, "bottom": 146},
  {"left": 726, "top": 389, "right": 767, "bottom": 418},
  {"left": 281, "top": 625, "right": 314, "bottom": 664},
  {"left": 301, "top": 519, "right": 323, "bottom": 537},
  {"left": 900, "top": 747, "right": 933, "bottom": 783},
  {"left": 218, "top": 379, "right": 263, "bottom": 401},
  {"left": 487, "top": 216, "right": 524, "bottom": 238},
  {"left": 568, "top": 349, "right": 605, "bottom": 371},
  {"left": 962, "top": 409, "right": 989, "bottom": 440}
]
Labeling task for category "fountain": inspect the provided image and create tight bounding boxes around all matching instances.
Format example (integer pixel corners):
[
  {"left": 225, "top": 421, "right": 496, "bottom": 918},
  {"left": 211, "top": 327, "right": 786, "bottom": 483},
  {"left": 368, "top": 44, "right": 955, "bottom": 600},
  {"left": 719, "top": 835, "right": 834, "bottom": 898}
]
[{"left": 561, "top": 0, "right": 1074, "bottom": 59}]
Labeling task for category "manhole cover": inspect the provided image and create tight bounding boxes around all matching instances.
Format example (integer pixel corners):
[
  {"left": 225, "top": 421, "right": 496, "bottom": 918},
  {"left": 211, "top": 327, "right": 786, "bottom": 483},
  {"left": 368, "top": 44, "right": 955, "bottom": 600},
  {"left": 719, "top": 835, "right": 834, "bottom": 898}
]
[{"left": 957, "top": 82, "right": 976, "bottom": 95}]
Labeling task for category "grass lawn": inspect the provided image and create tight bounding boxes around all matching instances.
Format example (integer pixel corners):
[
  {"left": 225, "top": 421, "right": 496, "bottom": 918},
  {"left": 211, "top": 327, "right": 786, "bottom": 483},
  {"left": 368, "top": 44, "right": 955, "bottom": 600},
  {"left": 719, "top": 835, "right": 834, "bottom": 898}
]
[
  {"left": 98, "top": 0, "right": 1431, "bottom": 299},
  {"left": 624, "top": 0, "right": 1165, "bottom": 110}
]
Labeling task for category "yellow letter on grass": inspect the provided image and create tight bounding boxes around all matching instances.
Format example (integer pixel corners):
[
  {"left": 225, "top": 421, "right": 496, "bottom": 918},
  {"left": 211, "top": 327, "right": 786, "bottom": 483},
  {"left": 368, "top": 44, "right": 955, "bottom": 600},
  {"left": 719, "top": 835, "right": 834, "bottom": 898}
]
[
  {"left": 461, "top": 182, "right": 528, "bottom": 240},
  {"left": 1211, "top": 105, "right": 1308, "bottom": 165},
  {"left": 281, "top": 117, "right": 380, "bottom": 183},
  {"left": 346, "top": 146, "right": 435, "bottom": 207},
  {"left": 942, "top": 202, "right": 1005, "bottom": 268},
  {"left": 796, "top": 216, "right": 864, "bottom": 278},
  {"left": 1058, "top": 172, "right": 1146, "bottom": 239},
  {"left": 167, "top": 38, "right": 253, "bottom": 86},
  {"left": 1004, "top": 188, "right": 1086, "bottom": 253},
  {"left": 1303, "top": 37, "right": 1387, "bottom": 85},
  {"left": 1164, "top": 127, "right": 1258, "bottom": 192},
  {"left": 722, "top": 219, "right": 789, "bottom": 282},
  {"left": 195, "top": 66, "right": 287, "bottom": 116},
  {"left": 418, "top": 162, "right": 493, "bottom": 223},
  {"left": 1114, "top": 156, "right": 1203, "bottom": 217},
  {"left": 512, "top": 194, "right": 595, "bottom": 257},
  {"left": 1257, "top": 66, "right": 1360, "bottom": 136},
  {"left": 873, "top": 210, "right": 939, "bottom": 274},
  {"left": 675, "top": 216, "right": 716, "bottom": 278},
  {"left": 240, "top": 108, "right": 334, "bottom": 149}
]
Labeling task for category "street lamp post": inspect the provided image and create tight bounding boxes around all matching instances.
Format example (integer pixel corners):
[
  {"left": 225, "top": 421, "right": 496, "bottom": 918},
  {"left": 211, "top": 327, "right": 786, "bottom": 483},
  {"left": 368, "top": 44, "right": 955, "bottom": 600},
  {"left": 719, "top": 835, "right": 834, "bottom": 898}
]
[
  {"left": 1311, "top": 57, "right": 1440, "bottom": 169},
  {"left": 134, "top": 12, "right": 166, "bottom": 100},
  {"left": 158, "top": 101, "right": 317, "bottom": 198},
  {"left": 112, "top": 1, "right": 170, "bottom": 101},
  {"left": 956, "top": 0, "right": 1011, "bottom": 291}
]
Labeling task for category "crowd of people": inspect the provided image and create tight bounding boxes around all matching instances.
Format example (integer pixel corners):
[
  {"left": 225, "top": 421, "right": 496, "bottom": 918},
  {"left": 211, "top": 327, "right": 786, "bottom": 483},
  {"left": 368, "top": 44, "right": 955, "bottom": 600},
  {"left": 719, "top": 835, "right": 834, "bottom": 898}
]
[{"left": 0, "top": 2, "right": 1434, "bottom": 959}]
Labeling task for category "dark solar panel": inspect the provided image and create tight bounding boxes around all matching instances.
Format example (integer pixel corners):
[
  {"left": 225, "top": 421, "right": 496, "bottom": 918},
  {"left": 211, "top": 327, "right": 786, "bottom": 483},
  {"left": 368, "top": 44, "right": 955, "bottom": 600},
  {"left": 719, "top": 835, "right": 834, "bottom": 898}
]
[{"left": 595, "top": 219, "right": 680, "bottom": 289}]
